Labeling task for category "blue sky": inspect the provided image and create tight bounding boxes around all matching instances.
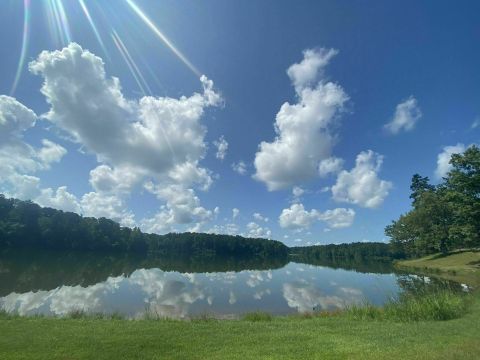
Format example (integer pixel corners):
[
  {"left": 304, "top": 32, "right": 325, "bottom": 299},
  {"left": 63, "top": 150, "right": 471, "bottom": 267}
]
[{"left": 0, "top": 0, "right": 479, "bottom": 246}]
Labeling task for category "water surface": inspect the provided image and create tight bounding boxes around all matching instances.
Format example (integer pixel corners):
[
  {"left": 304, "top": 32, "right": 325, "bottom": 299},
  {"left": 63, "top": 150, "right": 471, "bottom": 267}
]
[{"left": 0, "top": 250, "right": 458, "bottom": 319}]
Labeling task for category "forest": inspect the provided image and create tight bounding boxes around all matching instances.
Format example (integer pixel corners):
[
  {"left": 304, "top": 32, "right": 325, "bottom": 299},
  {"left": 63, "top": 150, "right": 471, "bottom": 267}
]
[
  {"left": 0, "top": 195, "right": 288, "bottom": 258},
  {"left": 386, "top": 145, "right": 480, "bottom": 257},
  {"left": 0, "top": 194, "right": 397, "bottom": 261}
]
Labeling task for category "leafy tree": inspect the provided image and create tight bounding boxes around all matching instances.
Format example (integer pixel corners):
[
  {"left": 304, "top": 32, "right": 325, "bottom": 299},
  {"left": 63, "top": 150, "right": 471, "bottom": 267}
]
[{"left": 386, "top": 145, "right": 480, "bottom": 257}]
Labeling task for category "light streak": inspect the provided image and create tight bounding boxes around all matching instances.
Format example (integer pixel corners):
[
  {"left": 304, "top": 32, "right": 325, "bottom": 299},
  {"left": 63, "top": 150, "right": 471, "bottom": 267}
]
[
  {"left": 10, "top": 0, "right": 31, "bottom": 95},
  {"left": 111, "top": 30, "right": 152, "bottom": 95},
  {"left": 124, "top": 0, "right": 201, "bottom": 78},
  {"left": 78, "top": 0, "right": 110, "bottom": 60}
]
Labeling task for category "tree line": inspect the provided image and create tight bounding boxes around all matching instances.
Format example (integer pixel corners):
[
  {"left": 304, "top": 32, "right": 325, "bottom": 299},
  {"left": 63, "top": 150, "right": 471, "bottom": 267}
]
[
  {"left": 0, "top": 195, "right": 288, "bottom": 258},
  {"left": 385, "top": 145, "right": 480, "bottom": 258}
]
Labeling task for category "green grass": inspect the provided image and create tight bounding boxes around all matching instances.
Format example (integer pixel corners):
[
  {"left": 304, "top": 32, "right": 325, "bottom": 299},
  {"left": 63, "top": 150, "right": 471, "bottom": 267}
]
[
  {"left": 345, "top": 290, "right": 471, "bottom": 322},
  {"left": 396, "top": 250, "right": 480, "bottom": 287}
]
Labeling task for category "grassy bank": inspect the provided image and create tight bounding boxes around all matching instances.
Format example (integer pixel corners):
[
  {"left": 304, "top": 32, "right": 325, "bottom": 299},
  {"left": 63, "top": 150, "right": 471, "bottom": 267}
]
[
  {"left": 395, "top": 250, "right": 480, "bottom": 287},
  {"left": 0, "top": 291, "right": 478, "bottom": 360}
]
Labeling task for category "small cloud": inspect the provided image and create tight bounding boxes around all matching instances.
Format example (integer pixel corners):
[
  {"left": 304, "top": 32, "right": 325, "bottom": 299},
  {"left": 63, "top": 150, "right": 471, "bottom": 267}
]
[
  {"left": 232, "top": 161, "right": 247, "bottom": 175},
  {"left": 384, "top": 96, "right": 422, "bottom": 134},
  {"left": 434, "top": 143, "right": 466, "bottom": 180},
  {"left": 213, "top": 136, "right": 228, "bottom": 160},
  {"left": 471, "top": 118, "right": 480, "bottom": 130},
  {"left": 232, "top": 208, "right": 240, "bottom": 220},
  {"left": 253, "top": 212, "right": 269, "bottom": 222}
]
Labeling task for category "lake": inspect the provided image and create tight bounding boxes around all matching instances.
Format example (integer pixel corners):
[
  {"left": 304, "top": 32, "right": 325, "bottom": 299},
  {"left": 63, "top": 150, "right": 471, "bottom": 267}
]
[{"left": 0, "top": 249, "right": 460, "bottom": 319}]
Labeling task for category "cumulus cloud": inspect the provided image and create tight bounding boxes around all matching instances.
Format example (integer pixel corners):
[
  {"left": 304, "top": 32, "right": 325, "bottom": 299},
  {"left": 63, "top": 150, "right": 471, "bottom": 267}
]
[
  {"left": 332, "top": 150, "right": 392, "bottom": 208},
  {"left": 29, "top": 43, "right": 220, "bottom": 180},
  {"left": 232, "top": 161, "right": 247, "bottom": 175},
  {"left": 246, "top": 222, "right": 272, "bottom": 239},
  {"left": 0, "top": 96, "right": 70, "bottom": 204},
  {"left": 384, "top": 96, "right": 421, "bottom": 134},
  {"left": 318, "top": 208, "right": 355, "bottom": 229},
  {"left": 253, "top": 48, "right": 349, "bottom": 191},
  {"left": 292, "top": 186, "right": 305, "bottom": 199},
  {"left": 279, "top": 203, "right": 319, "bottom": 229},
  {"left": 19, "top": 43, "right": 222, "bottom": 231},
  {"left": 213, "top": 136, "right": 228, "bottom": 160},
  {"left": 36, "top": 186, "right": 82, "bottom": 213},
  {"left": 434, "top": 143, "right": 466, "bottom": 180},
  {"left": 318, "top": 157, "right": 344, "bottom": 177},
  {"left": 141, "top": 183, "right": 213, "bottom": 233},
  {"left": 253, "top": 213, "right": 269, "bottom": 222},
  {"left": 279, "top": 203, "right": 355, "bottom": 230}
]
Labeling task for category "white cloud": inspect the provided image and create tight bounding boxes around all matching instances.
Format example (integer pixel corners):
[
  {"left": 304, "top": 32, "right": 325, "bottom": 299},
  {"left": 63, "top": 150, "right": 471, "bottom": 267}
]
[
  {"left": 141, "top": 183, "right": 213, "bottom": 233},
  {"left": 0, "top": 95, "right": 37, "bottom": 139},
  {"left": 286, "top": 48, "right": 338, "bottom": 92},
  {"left": 318, "top": 156, "right": 344, "bottom": 177},
  {"left": 36, "top": 186, "right": 81, "bottom": 213},
  {"left": 213, "top": 135, "right": 228, "bottom": 160},
  {"left": 23, "top": 43, "right": 221, "bottom": 230},
  {"left": 37, "top": 139, "right": 67, "bottom": 165},
  {"left": 292, "top": 186, "right": 305, "bottom": 198},
  {"left": 253, "top": 212, "right": 269, "bottom": 222},
  {"left": 232, "top": 208, "right": 240, "bottom": 220},
  {"left": 253, "top": 48, "right": 349, "bottom": 190},
  {"left": 245, "top": 222, "right": 271, "bottom": 239},
  {"left": 232, "top": 161, "right": 247, "bottom": 175},
  {"left": 279, "top": 203, "right": 355, "bottom": 230},
  {"left": 29, "top": 44, "right": 220, "bottom": 181},
  {"left": 434, "top": 143, "right": 466, "bottom": 180},
  {"left": 384, "top": 96, "right": 421, "bottom": 134},
  {"left": 318, "top": 208, "right": 355, "bottom": 229},
  {"left": 0, "top": 96, "right": 68, "bottom": 202},
  {"left": 81, "top": 191, "right": 135, "bottom": 227},
  {"left": 279, "top": 203, "right": 319, "bottom": 229},
  {"left": 332, "top": 150, "right": 392, "bottom": 208}
]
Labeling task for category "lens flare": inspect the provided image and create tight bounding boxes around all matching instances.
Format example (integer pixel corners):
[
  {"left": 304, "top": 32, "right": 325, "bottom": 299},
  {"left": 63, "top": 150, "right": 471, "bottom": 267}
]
[
  {"left": 124, "top": 0, "right": 201, "bottom": 78},
  {"left": 10, "top": 0, "right": 31, "bottom": 95},
  {"left": 44, "top": 0, "right": 72, "bottom": 46},
  {"left": 78, "top": 0, "right": 110, "bottom": 60},
  {"left": 111, "top": 30, "right": 152, "bottom": 96}
]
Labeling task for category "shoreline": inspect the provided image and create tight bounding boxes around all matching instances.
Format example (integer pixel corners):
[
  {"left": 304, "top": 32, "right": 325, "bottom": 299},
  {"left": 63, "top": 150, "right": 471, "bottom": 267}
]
[{"left": 394, "top": 250, "right": 480, "bottom": 288}]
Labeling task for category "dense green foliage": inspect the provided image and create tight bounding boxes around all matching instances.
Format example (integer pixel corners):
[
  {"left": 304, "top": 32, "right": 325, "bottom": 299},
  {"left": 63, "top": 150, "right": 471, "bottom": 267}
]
[
  {"left": 385, "top": 146, "right": 480, "bottom": 257},
  {"left": 0, "top": 195, "right": 288, "bottom": 258},
  {"left": 291, "top": 242, "right": 396, "bottom": 262}
]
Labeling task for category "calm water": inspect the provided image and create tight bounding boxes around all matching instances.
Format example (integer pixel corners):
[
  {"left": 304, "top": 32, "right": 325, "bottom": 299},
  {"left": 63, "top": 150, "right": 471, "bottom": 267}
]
[{"left": 0, "top": 250, "right": 459, "bottom": 319}]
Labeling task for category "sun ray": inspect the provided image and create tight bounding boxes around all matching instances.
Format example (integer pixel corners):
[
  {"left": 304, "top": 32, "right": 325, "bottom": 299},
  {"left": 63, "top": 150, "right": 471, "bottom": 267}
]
[
  {"left": 78, "top": 0, "right": 110, "bottom": 61},
  {"left": 45, "top": 0, "right": 72, "bottom": 46},
  {"left": 10, "top": 0, "right": 31, "bottom": 95},
  {"left": 111, "top": 30, "right": 151, "bottom": 96},
  {"left": 124, "top": 0, "right": 201, "bottom": 78}
]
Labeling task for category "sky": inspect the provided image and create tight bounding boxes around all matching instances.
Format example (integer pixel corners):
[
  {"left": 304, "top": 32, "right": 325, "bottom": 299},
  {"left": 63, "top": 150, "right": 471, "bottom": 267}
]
[{"left": 0, "top": 0, "right": 479, "bottom": 246}]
